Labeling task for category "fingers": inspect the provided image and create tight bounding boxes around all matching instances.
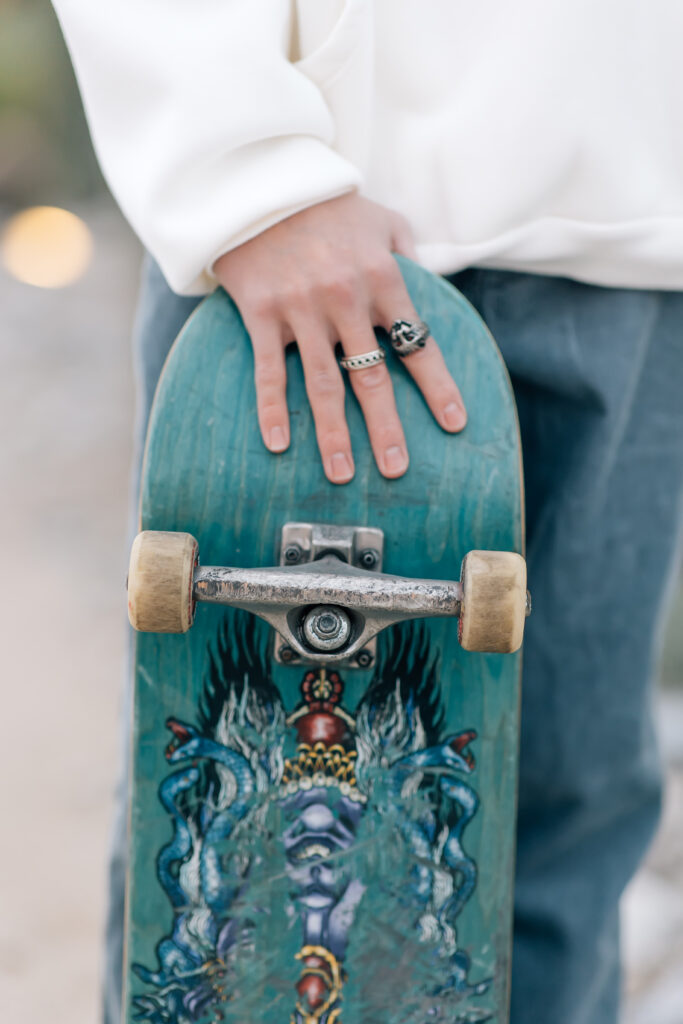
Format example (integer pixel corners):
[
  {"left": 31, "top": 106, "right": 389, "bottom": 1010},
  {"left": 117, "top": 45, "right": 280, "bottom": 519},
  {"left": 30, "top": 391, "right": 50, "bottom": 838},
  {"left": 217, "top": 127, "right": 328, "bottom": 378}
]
[
  {"left": 248, "top": 309, "right": 356, "bottom": 485},
  {"left": 244, "top": 314, "right": 291, "bottom": 453},
  {"left": 398, "top": 333, "right": 468, "bottom": 432},
  {"left": 372, "top": 262, "right": 467, "bottom": 433},
  {"left": 291, "top": 316, "right": 355, "bottom": 485},
  {"left": 337, "top": 319, "right": 409, "bottom": 478},
  {"left": 214, "top": 196, "right": 457, "bottom": 482},
  {"left": 242, "top": 248, "right": 460, "bottom": 486}
]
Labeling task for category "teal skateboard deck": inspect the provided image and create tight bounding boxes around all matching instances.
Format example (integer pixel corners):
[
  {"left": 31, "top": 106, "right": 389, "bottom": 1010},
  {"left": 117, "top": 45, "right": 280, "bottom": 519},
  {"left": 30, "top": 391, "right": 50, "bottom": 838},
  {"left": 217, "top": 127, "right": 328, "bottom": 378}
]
[{"left": 124, "top": 257, "right": 525, "bottom": 1024}]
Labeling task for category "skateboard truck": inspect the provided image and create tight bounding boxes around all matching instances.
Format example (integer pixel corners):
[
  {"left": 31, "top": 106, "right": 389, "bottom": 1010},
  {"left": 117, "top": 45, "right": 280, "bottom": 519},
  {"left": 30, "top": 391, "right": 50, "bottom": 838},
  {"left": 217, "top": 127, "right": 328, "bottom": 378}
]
[
  {"left": 128, "top": 523, "right": 529, "bottom": 662},
  {"left": 274, "top": 523, "right": 385, "bottom": 666}
]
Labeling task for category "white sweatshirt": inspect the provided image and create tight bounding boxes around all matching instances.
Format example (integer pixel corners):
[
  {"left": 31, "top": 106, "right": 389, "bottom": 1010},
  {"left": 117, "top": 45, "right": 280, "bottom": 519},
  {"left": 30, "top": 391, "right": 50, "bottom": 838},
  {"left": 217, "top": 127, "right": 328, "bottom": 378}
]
[{"left": 53, "top": 0, "right": 683, "bottom": 295}]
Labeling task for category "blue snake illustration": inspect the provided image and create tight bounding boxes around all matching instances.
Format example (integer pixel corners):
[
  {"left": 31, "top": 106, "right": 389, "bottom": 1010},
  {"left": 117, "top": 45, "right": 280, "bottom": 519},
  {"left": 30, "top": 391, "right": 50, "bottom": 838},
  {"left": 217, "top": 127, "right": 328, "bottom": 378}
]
[
  {"left": 390, "top": 730, "right": 479, "bottom": 932},
  {"left": 134, "top": 764, "right": 205, "bottom": 999},
  {"left": 438, "top": 775, "right": 479, "bottom": 924},
  {"left": 164, "top": 717, "right": 257, "bottom": 914},
  {"left": 133, "top": 717, "right": 264, "bottom": 1020},
  {"left": 157, "top": 766, "right": 200, "bottom": 910}
]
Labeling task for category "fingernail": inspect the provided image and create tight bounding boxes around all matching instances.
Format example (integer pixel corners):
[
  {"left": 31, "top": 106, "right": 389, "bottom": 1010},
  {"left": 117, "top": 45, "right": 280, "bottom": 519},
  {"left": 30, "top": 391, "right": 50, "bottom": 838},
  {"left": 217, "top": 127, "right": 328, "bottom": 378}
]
[
  {"left": 443, "top": 401, "right": 466, "bottom": 430},
  {"left": 268, "top": 426, "right": 288, "bottom": 452},
  {"left": 384, "top": 445, "right": 408, "bottom": 474},
  {"left": 329, "top": 452, "right": 354, "bottom": 483}
]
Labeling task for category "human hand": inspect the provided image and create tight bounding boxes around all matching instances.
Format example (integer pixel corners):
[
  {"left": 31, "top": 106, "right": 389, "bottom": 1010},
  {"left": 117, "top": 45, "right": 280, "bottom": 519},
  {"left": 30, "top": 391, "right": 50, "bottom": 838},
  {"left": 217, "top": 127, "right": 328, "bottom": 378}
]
[{"left": 213, "top": 193, "right": 466, "bottom": 484}]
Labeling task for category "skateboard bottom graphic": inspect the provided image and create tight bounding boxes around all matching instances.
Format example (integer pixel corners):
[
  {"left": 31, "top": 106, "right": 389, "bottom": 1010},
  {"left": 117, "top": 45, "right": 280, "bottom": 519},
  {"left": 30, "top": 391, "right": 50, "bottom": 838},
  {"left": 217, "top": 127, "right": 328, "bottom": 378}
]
[{"left": 123, "top": 259, "right": 524, "bottom": 1024}]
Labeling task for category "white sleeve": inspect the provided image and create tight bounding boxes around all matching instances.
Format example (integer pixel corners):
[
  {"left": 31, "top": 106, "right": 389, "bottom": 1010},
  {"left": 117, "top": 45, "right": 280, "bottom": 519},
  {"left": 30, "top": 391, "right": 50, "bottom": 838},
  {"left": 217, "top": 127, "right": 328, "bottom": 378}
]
[{"left": 52, "top": 0, "right": 363, "bottom": 294}]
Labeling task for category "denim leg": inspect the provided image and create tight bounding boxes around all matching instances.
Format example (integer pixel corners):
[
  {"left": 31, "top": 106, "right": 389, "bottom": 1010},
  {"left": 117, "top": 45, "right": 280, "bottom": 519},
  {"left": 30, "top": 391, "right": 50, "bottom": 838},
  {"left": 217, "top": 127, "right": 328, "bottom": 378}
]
[
  {"left": 103, "top": 259, "right": 201, "bottom": 1024},
  {"left": 452, "top": 269, "right": 683, "bottom": 1024}
]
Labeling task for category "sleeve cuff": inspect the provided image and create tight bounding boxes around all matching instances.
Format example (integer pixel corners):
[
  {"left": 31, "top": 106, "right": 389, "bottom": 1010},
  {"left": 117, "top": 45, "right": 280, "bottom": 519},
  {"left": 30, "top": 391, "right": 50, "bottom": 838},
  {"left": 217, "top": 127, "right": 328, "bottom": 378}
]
[{"left": 145, "top": 134, "right": 363, "bottom": 295}]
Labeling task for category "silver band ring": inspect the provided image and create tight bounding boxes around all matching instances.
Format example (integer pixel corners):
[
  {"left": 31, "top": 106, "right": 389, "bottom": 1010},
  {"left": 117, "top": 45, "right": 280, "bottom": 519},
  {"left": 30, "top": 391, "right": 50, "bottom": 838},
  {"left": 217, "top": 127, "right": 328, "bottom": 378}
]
[
  {"left": 390, "top": 318, "right": 430, "bottom": 357},
  {"left": 339, "top": 348, "right": 386, "bottom": 372}
]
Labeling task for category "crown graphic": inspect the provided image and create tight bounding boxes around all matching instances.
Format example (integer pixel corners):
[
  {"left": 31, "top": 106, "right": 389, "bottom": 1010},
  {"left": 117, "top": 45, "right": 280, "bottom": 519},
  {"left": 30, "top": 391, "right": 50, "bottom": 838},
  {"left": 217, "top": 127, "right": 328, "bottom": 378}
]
[
  {"left": 282, "top": 741, "right": 358, "bottom": 789},
  {"left": 282, "top": 670, "right": 365, "bottom": 803}
]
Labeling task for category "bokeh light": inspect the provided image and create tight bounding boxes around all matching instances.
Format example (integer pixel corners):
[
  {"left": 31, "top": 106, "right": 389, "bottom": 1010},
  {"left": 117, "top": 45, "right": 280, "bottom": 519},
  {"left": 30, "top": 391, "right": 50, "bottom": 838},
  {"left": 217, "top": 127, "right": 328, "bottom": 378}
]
[{"left": 1, "top": 205, "right": 93, "bottom": 288}]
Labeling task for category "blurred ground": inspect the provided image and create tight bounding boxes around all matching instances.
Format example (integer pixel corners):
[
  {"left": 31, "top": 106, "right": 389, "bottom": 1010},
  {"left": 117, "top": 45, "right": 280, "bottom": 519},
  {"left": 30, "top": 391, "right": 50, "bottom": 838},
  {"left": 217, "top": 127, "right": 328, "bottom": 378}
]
[
  {"left": 0, "top": 202, "right": 139, "bottom": 1022},
  {"left": 0, "top": 198, "right": 681, "bottom": 1023}
]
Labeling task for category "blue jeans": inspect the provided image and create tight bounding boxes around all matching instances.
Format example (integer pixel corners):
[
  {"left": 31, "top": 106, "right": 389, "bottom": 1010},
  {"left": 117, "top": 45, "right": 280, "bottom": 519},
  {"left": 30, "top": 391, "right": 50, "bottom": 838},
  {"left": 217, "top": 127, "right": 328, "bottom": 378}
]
[{"left": 105, "top": 259, "right": 683, "bottom": 1024}]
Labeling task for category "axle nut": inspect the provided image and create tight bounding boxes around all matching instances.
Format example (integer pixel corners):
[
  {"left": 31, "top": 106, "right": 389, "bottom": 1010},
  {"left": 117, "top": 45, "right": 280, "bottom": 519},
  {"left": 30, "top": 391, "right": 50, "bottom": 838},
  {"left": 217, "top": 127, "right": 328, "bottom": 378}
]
[{"left": 303, "top": 605, "right": 351, "bottom": 652}]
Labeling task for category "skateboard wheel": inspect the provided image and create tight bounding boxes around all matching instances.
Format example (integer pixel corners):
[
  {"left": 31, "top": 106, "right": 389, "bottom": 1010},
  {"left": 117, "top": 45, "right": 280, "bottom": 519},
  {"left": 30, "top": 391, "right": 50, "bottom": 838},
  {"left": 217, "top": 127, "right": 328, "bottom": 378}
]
[
  {"left": 459, "top": 550, "right": 527, "bottom": 653},
  {"left": 127, "top": 531, "right": 198, "bottom": 633}
]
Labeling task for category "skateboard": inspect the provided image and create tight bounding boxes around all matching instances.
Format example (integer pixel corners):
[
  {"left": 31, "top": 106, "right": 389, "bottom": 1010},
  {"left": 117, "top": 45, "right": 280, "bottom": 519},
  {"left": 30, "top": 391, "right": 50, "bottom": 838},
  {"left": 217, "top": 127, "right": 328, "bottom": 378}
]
[{"left": 124, "top": 257, "right": 527, "bottom": 1024}]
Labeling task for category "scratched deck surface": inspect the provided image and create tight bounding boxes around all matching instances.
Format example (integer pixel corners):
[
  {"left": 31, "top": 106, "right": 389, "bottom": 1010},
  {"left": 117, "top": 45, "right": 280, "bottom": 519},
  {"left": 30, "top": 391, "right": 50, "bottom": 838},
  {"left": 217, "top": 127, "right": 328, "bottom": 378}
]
[{"left": 124, "top": 258, "right": 523, "bottom": 1024}]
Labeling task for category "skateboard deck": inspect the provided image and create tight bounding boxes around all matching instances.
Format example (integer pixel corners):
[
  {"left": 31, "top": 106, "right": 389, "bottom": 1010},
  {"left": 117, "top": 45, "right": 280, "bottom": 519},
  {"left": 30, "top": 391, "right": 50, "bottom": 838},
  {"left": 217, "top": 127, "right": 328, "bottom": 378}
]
[{"left": 124, "top": 257, "right": 524, "bottom": 1024}]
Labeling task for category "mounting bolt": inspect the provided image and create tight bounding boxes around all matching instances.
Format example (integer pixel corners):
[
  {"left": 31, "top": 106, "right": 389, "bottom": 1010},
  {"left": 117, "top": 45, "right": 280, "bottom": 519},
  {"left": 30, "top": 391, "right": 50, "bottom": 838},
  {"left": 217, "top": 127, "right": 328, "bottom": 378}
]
[
  {"left": 283, "top": 543, "right": 304, "bottom": 565},
  {"left": 279, "top": 644, "right": 298, "bottom": 663},
  {"left": 356, "top": 648, "right": 374, "bottom": 668},
  {"left": 359, "top": 548, "right": 380, "bottom": 570}
]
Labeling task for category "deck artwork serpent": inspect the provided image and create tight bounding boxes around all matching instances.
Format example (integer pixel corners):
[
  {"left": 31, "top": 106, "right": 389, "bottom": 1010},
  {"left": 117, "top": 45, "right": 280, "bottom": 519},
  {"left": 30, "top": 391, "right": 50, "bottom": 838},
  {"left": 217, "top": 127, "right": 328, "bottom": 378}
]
[{"left": 125, "top": 258, "right": 527, "bottom": 1024}]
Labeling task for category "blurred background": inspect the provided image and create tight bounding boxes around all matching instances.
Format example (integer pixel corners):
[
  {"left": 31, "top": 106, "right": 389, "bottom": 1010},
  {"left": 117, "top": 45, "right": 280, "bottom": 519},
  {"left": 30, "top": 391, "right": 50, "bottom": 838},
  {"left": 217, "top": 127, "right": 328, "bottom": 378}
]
[{"left": 0, "top": 2, "right": 681, "bottom": 1022}]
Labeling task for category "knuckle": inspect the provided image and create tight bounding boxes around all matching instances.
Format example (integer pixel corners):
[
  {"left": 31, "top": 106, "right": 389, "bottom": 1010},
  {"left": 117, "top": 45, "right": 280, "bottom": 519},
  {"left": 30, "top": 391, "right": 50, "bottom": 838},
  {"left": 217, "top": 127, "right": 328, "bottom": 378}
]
[
  {"left": 365, "top": 256, "right": 399, "bottom": 290},
  {"left": 392, "top": 210, "right": 413, "bottom": 235},
  {"left": 353, "top": 365, "right": 389, "bottom": 393},
  {"left": 247, "top": 291, "right": 278, "bottom": 319},
  {"left": 396, "top": 211, "right": 412, "bottom": 231},
  {"left": 254, "top": 362, "right": 284, "bottom": 391},
  {"left": 318, "top": 429, "right": 351, "bottom": 454},
  {"left": 405, "top": 343, "right": 433, "bottom": 366},
  {"left": 373, "top": 427, "right": 404, "bottom": 450},
  {"left": 308, "top": 366, "right": 344, "bottom": 400},
  {"left": 280, "top": 282, "right": 313, "bottom": 313},
  {"left": 317, "top": 271, "right": 359, "bottom": 306},
  {"left": 258, "top": 399, "right": 285, "bottom": 422},
  {"left": 434, "top": 379, "right": 459, "bottom": 401}
]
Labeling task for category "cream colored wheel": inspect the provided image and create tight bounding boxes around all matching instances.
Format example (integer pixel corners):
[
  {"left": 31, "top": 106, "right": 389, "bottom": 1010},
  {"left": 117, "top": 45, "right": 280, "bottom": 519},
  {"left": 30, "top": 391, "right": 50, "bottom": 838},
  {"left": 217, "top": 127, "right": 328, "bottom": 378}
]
[
  {"left": 127, "top": 531, "right": 198, "bottom": 633},
  {"left": 459, "top": 550, "right": 527, "bottom": 653}
]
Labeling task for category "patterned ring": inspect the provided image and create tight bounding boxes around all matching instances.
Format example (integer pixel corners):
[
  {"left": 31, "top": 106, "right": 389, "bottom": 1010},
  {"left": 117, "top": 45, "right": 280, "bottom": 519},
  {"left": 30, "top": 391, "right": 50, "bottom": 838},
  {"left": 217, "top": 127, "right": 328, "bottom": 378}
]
[
  {"left": 339, "top": 348, "right": 386, "bottom": 372},
  {"left": 389, "top": 318, "right": 430, "bottom": 357}
]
